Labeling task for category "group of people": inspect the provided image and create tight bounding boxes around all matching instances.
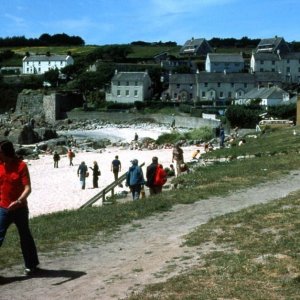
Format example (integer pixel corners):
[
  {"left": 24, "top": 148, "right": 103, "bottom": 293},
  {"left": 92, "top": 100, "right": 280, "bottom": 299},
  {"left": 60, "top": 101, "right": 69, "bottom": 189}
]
[{"left": 0, "top": 139, "right": 189, "bottom": 275}]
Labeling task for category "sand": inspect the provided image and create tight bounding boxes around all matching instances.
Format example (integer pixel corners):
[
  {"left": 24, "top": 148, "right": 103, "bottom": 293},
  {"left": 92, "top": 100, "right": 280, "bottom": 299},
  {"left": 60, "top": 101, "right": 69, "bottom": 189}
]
[{"left": 26, "top": 127, "right": 199, "bottom": 218}]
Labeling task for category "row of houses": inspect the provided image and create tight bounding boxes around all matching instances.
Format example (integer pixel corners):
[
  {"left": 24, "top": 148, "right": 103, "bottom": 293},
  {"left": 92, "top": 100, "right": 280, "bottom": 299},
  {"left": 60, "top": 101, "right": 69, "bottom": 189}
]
[
  {"left": 106, "top": 36, "right": 299, "bottom": 106},
  {"left": 105, "top": 69, "right": 291, "bottom": 107}
]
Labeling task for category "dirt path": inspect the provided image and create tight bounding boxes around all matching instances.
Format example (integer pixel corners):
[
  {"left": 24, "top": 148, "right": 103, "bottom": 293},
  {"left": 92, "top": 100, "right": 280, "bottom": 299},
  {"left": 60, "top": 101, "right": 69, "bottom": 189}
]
[{"left": 1, "top": 171, "right": 300, "bottom": 300}]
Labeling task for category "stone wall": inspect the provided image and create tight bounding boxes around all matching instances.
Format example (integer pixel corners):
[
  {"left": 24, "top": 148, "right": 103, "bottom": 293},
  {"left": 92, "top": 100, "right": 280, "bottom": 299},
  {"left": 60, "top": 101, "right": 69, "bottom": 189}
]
[
  {"left": 66, "top": 111, "right": 220, "bottom": 129},
  {"left": 15, "top": 90, "right": 84, "bottom": 124}
]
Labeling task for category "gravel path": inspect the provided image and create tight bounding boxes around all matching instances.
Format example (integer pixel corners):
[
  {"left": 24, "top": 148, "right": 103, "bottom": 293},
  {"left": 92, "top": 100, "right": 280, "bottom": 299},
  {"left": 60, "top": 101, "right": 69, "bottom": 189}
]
[{"left": 1, "top": 170, "right": 300, "bottom": 300}]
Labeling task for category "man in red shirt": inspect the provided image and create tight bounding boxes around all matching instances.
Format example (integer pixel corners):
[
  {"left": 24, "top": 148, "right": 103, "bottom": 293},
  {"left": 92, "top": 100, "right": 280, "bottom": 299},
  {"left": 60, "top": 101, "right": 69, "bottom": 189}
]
[{"left": 0, "top": 140, "right": 39, "bottom": 276}]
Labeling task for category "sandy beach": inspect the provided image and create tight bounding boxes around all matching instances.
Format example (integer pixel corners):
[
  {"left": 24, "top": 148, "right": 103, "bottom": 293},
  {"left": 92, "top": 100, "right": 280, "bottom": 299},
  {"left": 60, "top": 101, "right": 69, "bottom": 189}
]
[{"left": 26, "top": 127, "right": 198, "bottom": 218}]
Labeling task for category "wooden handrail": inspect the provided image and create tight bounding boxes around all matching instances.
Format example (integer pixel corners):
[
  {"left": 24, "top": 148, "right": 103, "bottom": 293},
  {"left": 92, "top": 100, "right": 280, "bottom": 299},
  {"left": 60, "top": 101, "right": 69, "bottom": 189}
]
[{"left": 80, "top": 162, "right": 145, "bottom": 209}]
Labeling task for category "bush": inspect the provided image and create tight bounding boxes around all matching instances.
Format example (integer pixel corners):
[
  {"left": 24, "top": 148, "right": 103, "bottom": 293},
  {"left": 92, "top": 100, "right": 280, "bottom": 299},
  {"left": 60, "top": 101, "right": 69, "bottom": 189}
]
[
  {"left": 184, "top": 127, "right": 214, "bottom": 141},
  {"left": 156, "top": 132, "right": 183, "bottom": 145}
]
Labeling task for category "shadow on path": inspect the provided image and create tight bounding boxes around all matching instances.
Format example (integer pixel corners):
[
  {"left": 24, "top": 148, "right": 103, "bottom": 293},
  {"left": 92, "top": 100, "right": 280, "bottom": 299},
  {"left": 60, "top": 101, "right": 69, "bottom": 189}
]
[{"left": 0, "top": 268, "right": 86, "bottom": 286}]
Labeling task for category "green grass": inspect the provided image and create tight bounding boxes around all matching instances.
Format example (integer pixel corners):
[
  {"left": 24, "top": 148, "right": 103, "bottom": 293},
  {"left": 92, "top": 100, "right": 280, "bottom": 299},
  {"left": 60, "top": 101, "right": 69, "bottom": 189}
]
[
  {"left": 129, "top": 191, "right": 300, "bottom": 299},
  {"left": 2, "top": 126, "right": 300, "bottom": 279}
]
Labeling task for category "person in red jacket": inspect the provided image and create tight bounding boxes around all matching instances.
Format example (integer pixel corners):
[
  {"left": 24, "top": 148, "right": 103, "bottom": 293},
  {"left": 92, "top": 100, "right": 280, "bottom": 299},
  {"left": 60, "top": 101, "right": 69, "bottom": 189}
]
[
  {"left": 146, "top": 157, "right": 167, "bottom": 195},
  {"left": 0, "top": 140, "right": 39, "bottom": 276}
]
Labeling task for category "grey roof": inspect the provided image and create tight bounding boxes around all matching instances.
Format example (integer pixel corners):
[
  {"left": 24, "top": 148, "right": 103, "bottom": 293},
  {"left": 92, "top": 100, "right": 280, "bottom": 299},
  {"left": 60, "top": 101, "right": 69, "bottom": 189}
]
[
  {"left": 180, "top": 38, "right": 212, "bottom": 54},
  {"left": 112, "top": 71, "right": 150, "bottom": 82},
  {"left": 252, "top": 52, "right": 280, "bottom": 60},
  {"left": 242, "top": 86, "right": 287, "bottom": 99},
  {"left": 281, "top": 52, "right": 300, "bottom": 59},
  {"left": 23, "top": 55, "right": 71, "bottom": 62},
  {"left": 169, "top": 74, "right": 196, "bottom": 84},
  {"left": 196, "top": 72, "right": 283, "bottom": 83},
  {"left": 207, "top": 53, "right": 244, "bottom": 63},
  {"left": 256, "top": 37, "right": 290, "bottom": 54}
]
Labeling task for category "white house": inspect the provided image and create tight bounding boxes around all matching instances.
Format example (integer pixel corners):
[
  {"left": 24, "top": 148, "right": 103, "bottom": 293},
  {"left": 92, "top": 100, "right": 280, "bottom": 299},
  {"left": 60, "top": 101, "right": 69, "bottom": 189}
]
[
  {"left": 22, "top": 54, "right": 74, "bottom": 74},
  {"left": 205, "top": 53, "right": 244, "bottom": 73},
  {"left": 106, "top": 70, "right": 152, "bottom": 103}
]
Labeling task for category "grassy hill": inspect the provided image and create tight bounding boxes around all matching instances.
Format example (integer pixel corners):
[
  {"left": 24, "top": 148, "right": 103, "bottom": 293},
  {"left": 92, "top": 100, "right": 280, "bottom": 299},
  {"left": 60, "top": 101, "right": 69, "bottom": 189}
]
[{"left": 0, "top": 126, "right": 300, "bottom": 299}]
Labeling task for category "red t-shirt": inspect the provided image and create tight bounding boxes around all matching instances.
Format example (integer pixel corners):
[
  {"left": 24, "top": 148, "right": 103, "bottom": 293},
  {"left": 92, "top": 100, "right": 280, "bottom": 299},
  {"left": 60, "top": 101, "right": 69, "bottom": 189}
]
[{"left": 0, "top": 160, "right": 30, "bottom": 209}]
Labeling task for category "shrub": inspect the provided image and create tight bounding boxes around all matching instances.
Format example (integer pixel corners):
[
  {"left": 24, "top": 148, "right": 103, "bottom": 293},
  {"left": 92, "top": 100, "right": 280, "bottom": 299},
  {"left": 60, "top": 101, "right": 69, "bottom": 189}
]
[
  {"left": 156, "top": 132, "right": 183, "bottom": 144},
  {"left": 184, "top": 127, "right": 214, "bottom": 141}
]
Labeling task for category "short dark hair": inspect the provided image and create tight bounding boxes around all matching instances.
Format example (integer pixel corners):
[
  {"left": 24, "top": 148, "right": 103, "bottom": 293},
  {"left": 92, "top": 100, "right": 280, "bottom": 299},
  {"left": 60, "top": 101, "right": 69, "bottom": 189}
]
[
  {"left": 0, "top": 140, "right": 16, "bottom": 158},
  {"left": 152, "top": 156, "right": 158, "bottom": 163}
]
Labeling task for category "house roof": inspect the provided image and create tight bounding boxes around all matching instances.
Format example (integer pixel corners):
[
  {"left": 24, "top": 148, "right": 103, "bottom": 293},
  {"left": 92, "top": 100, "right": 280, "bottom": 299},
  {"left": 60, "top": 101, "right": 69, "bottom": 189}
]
[
  {"left": 281, "top": 52, "right": 300, "bottom": 59},
  {"left": 112, "top": 71, "right": 151, "bottom": 82},
  {"left": 196, "top": 72, "right": 282, "bottom": 83},
  {"left": 256, "top": 37, "right": 290, "bottom": 53},
  {"left": 180, "top": 38, "right": 212, "bottom": 55},
  {"left": 169, "top": 74, "right": 196, "bottom": 84},
  {"left": 242, "top": 86, "right": 287, "bottom": 100},
  {"left": 207, "top": 53, "right": 244, "bottom": 63},
  {"left": 252, "top": 52, "right": 280, "bottom": 60},
  {"left": 23, "top": 55, "right": 72, "bottom": 62}
]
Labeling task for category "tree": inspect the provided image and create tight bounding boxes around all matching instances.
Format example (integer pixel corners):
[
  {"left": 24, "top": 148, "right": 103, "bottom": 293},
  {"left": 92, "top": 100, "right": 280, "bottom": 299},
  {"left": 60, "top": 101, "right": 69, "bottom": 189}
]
[{"left": 44, "top": 68, "right": 59, "bottom": 86}]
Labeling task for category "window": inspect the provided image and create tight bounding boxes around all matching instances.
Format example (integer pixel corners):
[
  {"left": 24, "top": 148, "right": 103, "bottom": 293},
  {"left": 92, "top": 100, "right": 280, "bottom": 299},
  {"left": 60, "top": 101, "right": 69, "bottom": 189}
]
[
  {"left": 204, "top": 82, "right": 208, "bottom": 87},
  {"left": 228, "top": 91, "right": 232, "bottom": 98},
  {"left": 174, "top": 93, "right": 177, "bottom": 99},
  {"left": 217, "top": 82, "right": 221, "bottom": 87},
  {"left": 190, "top": 84, "right": 193, "bottom": 89},
  {"left": 272, "top": 61, "right": 275, "bottom": 65},
  {"left": 260, "top": 68, "right": 264, "bottom": 72},
  {"left": 38, "top": 61, "right": 41, "bottom": 65},
  {"left": 135, "top": 81, "right": 138, "bottom": 86},
  {"left": 117, "top": 81, "right": 120, "bottom": 86},
  {"left": 60, "top": 61, "right": 63, "bottom": 65},
  {"left": 26, "top": 67, "right": 29, "bottom": 72},
  {"left": 220, "top": 91, "right": 224, "bottom": 98},
  {"left": 260, "top": 60, "right": 264, "bottom": 64},
  {"left": 134, "top": 90, "right": 138, "bottom": 97},
  {"left": 126, "top": 81, "right": 129, "bottom": 86},
  {"left": 298, "top": 67, "right": 300, "bottom": 72},
  {"left": 287, "top": 59, "right": 290, "bottom": 64},
  {"left": 231, "top": 83, "right": 234, "bottom": 88},
  {"left": 117, "top": 90, "right": 120, "bottom": 96},
  {"left": 287, "top": 67, "right": 290, "bottom": 73},
  {"left": 272, "top": 68, "right": 275, "bottom": 72},
  {"left": 38, "top": 67, "right": 41, "bottom": 72},
  {"left": 244, "top": 83, "right": 247, "bottom": 88},
  {"left": 27, "top": 62, "right": 29, "bottom": 65},
  {"left": 126, "top": 90, "right": 129, "bottom": 96},
  {"left": 177, "top": 84, "right": 180, "bottom": 89},
  {"left": 48, "top": 61, "right": 51, "bottom": 65},
  {"left": 202, "top": 91, "right": 206, "bottom": 97}
]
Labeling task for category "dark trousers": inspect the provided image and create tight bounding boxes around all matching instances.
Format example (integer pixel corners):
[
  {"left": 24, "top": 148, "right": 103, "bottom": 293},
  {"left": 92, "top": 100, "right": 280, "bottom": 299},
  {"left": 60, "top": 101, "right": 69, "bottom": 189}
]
[
  {"left": 130, "top": 184, "right": 142, "bottom": 200},
  {"left": 0, "top": 207, "right": 39, "bottom": 269},
  {"left": 93, "top": 176, "right": 98, "bottom": 188}
]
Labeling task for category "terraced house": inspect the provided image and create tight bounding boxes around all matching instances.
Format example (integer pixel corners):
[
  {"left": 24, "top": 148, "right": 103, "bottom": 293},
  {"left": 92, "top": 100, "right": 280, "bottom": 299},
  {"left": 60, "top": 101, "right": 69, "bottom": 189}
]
[
  {"left": 195, "top": 72, "right": 282, "bottom": 105},
  {"left": 106, "top": 70, "right": 152, "bottom": 103},
  {"left": 22, "top": 54, "right": 74, "bottom": 74}
]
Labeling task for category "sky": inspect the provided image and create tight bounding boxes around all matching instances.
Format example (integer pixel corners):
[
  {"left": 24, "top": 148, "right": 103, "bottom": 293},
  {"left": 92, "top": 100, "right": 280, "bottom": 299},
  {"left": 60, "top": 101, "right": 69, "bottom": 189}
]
[{"left": 0, "top": 0, "right": 299, "bottom": 46}]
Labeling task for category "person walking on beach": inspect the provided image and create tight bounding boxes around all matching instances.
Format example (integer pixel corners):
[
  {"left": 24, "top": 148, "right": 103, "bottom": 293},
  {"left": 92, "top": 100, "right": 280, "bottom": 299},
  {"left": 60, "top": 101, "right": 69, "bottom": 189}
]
[
  {"left": 126, "top": 159, "right": 145, "bottom": 200},
  {"left": 67, "top": 149, "right": 75, "bottom": 166},
  {"left": 111, "top": 155, "right": 121, "bottom": 182},
  {"left": 172, "top": 142, "right": 184, "bottom": 177},
  {"left": 146, "top": 157, "right": 167, "bottom": 195},
  {"left": 77, "top": 161, "right": 88, "bottom": 190},
  {"left": 0, "top": 140, "right": 39, "bottom": 276},
  {"left": 90, "top": 161, "right": 100, "bottom": 189},
  {"left": 53, "top": 151, "right": 60, "bottom": 168}
]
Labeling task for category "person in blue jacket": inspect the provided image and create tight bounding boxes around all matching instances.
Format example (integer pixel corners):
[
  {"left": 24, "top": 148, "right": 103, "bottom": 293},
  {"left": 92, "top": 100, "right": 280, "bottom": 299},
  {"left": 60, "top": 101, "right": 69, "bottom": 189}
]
[{"left": 126, "top": 159, "right": 145, "bottom": 200}]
